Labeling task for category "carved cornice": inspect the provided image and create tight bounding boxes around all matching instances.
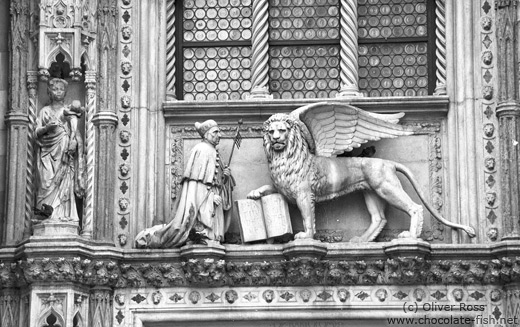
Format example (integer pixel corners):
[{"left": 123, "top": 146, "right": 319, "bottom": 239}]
[
  {"left": 2, "top": 255, "right": 520, "bottom": 289},
  {"left": 3, "top": 242, "right": 520, "bottom": 289},
  {"left": 163, "top": 96, "right": 450, "bottom": 122}
]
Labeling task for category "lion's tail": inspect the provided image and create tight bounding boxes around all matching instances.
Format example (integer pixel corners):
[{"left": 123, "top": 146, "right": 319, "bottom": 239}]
[{"left": 394, "top": 163, "right": 476, "bottom": 238}]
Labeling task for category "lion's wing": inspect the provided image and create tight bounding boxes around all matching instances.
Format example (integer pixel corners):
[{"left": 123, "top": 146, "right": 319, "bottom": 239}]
[{"left": 291, "top": 102, "right": 415, "bottom": 157}]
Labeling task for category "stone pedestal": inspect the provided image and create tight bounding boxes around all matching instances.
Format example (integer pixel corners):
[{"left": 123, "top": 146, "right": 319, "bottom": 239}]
[
  {"left": 180, "top": 241, "right": 226, "bottom": 261},
  {"left": 282, "top": 239, "right": 328, "bottom": 259},
  {"left": 383, "top": 239, "right": 432, "bottom": 258},
  {"left": 32, "top": 222, "right": 79, "bottom": 237}
]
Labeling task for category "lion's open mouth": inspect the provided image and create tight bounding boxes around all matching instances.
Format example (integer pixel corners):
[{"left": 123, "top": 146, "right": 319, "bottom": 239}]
[{"left": 272, "top": 142, "right": 285, "bottom": 150}]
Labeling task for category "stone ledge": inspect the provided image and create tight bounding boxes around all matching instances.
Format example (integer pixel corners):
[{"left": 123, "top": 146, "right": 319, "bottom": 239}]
[
  {"left": 163, "top": 96, "right": 450, "bottom": 123},
  {"left": 1, "top": 239, "right": 519, "bottom": 288}
]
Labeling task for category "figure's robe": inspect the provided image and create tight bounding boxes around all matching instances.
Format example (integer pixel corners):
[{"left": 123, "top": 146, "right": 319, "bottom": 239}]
[
  {"left": 35, "top": 105, "right": 84, "bottom": 221},
  {"left": 137, "top": 141, "right": 234, "bottom": 248}
]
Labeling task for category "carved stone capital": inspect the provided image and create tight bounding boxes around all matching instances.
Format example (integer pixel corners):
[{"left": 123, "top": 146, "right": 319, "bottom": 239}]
[
  {"left": 26, "top": 71, "right": 38, "bottom": 91},
  {"left": 4, "top": 112, "right": 29, "bottom": 126},
  {"left": 92, "top": 112, "right": 118, "bottom": 126},
  {"left": 85, "top": 71, "right": 97, "bottom": 90},
  {"left": 496, "top": 102, "right": 520, "bottom": 117}
]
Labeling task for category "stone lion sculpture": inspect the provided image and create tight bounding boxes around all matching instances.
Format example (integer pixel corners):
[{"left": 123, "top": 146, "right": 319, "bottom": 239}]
[{"left": 247, "top": 102, "right": 476, "bottom": 242}]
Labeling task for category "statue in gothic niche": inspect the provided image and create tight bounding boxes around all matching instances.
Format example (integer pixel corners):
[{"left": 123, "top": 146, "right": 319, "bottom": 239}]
[
  {"left": 135, "top": 120, "right": 235, "bottom": 248},
  {"left": 34, "top": 78, "right": 85, "bottom": 223},
  {"left": 247, "top": 102, "right": 476, "bottom": 242}
]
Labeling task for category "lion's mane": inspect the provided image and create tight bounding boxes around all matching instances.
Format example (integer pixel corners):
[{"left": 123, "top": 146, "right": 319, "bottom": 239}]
[{"left": 263, "top": 114, "right": 317, "bottom": 199}]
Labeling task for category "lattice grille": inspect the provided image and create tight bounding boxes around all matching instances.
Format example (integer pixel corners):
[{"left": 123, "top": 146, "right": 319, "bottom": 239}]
[
  {"left": 183, "top": 0, "right": 252, "bottom": 42},
  {"left": 357, "top": 0, "right": 427, "bottom": 39},
  {"left": 183, "top": 46, "right": 252, "bottom": 101},
  {"left": 269, "top": 45, "right": 340, "bottom": 99},
  {"left": 358, "top": 43, "right": 428, "bottom": 96},
  {"left": 268, "top": 0, "right": 340, "bottom": 41}
]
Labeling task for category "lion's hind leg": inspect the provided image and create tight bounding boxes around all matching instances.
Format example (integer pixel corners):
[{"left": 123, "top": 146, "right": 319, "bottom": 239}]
[
  {"left": 371, "top": 167, "right": 424, "bottom": 239},
  {"left": 351, "top": 191, "right": 387, "bottom": 243}
]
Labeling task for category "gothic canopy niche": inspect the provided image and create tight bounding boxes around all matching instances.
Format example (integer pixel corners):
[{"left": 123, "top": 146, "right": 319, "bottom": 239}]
[{"left": 38, "top": 0, "right": 97, "bottom": 81}]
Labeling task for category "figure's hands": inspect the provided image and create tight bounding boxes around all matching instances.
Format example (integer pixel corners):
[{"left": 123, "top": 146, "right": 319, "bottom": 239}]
[
  {"left": 247, "top": 189, "right": 262, "bottom": 200},
  {"left": 68, "top": 138, "right": 78, "bottom": 152},
  {"left": 223, "top": 166, "right": 231, "bottom": 177},
  {"left": 46, "top": 121, "right": 60, "bottom": 133},
  {"left": 213, "top": 194, "right": 222, "bottom": 206}
]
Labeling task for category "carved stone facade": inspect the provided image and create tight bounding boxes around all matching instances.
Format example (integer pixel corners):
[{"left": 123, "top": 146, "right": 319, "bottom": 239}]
[{"left": 2, "top": 0, "right": 520, "bottom": 326}]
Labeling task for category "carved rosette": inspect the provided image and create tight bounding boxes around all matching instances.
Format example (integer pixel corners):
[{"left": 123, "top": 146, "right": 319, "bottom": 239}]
[
  {"left": 249, "top": 0, "right": 272, "bottom": 99},
  {"left": 117, "top": 0, "right": 133, "bottom": 247},
  {"left": 337, "top": 0, "right": 362, "bottom": 97},
  {"left": 434, "top": 0, "right": 447, "bottom": 95},
  {"left": 111, "top": 284, "right": 506, "bottom": 324},
  {"left": 165, "top": 0, "right": 176, "bottom": 100}
]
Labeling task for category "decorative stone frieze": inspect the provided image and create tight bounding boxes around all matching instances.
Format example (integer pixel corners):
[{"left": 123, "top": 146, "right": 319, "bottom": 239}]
[{"left": 3, "top": 251, "right": 520, "bottom": 289}]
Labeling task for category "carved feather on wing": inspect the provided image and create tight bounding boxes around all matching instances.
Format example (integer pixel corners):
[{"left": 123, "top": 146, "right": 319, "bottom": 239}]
[{"left": 290, "top": 102, "right": 415, "bottom": 157}]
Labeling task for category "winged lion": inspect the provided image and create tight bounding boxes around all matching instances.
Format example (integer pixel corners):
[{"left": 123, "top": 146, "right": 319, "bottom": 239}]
[{"left": 247, "top": 102, "right": 476, "bottom": 242}]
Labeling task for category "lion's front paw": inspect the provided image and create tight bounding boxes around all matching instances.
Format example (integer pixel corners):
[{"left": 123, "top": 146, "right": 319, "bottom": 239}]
[
  {"left": 294, "top": 231, "right": 313, "bottom": 239},
  {"left": 247, "top": 190, "right": 262, "bottom": 200}
]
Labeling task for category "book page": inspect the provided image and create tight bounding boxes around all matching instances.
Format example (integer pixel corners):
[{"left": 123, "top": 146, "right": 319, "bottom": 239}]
[
  {"left": 235, "top": 199, "right": 267, "bottom": 242},
  {"left": 261, "top": 194, "right": 292, "bottom": 238}
]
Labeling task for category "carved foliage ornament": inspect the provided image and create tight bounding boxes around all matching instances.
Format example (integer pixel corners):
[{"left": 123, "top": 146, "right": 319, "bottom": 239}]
[{"left": 3, "top": 256, "right": 520, "bottom": 289}]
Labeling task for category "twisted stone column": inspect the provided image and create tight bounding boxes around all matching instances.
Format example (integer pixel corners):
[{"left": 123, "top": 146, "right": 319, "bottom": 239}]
[
  {"left": 249, "top": 0, "right": 272, "bottom": 99},
  {"left": 434, "top": 0, "right": 447, "bottom": 95},
  {"left": 166, "top": 0, "right": 176, "bottom": 100},
  {"left": 25, "top": 72, "right": 38, "bottom": 238},
  {"left": 337, "top": 0, "right": 362, "bottom": 97},
  {"left": 82, "top": 71, "right": 97, "bottom": 239}
]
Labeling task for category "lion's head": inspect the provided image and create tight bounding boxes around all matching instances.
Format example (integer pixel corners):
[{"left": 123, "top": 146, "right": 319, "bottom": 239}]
[{"left": 263, "top": 114, "right": 307, "bottom": 162}]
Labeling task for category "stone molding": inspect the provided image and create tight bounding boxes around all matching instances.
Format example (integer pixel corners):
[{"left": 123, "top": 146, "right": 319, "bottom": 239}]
[
  {"left": 163, "top": 96, "right": 450, "bottom": 122},
  {"left": 2, "top": 240, "right": 520, "bottom": 289}
]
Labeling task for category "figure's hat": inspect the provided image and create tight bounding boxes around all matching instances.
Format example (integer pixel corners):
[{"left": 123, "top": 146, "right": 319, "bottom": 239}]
[{"left": 195, "top": 120, "right": 218, "bottom": 138}]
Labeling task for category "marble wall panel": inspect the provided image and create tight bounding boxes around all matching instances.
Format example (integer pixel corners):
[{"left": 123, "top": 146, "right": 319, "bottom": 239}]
[{"left": 173, "top": 123, "right": 443, "bottom": 244}]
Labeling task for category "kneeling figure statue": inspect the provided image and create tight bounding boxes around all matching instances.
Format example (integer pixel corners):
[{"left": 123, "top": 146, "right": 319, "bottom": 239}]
[{"left": 135, "top": 120, "right": 234, "bottom": 248}]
